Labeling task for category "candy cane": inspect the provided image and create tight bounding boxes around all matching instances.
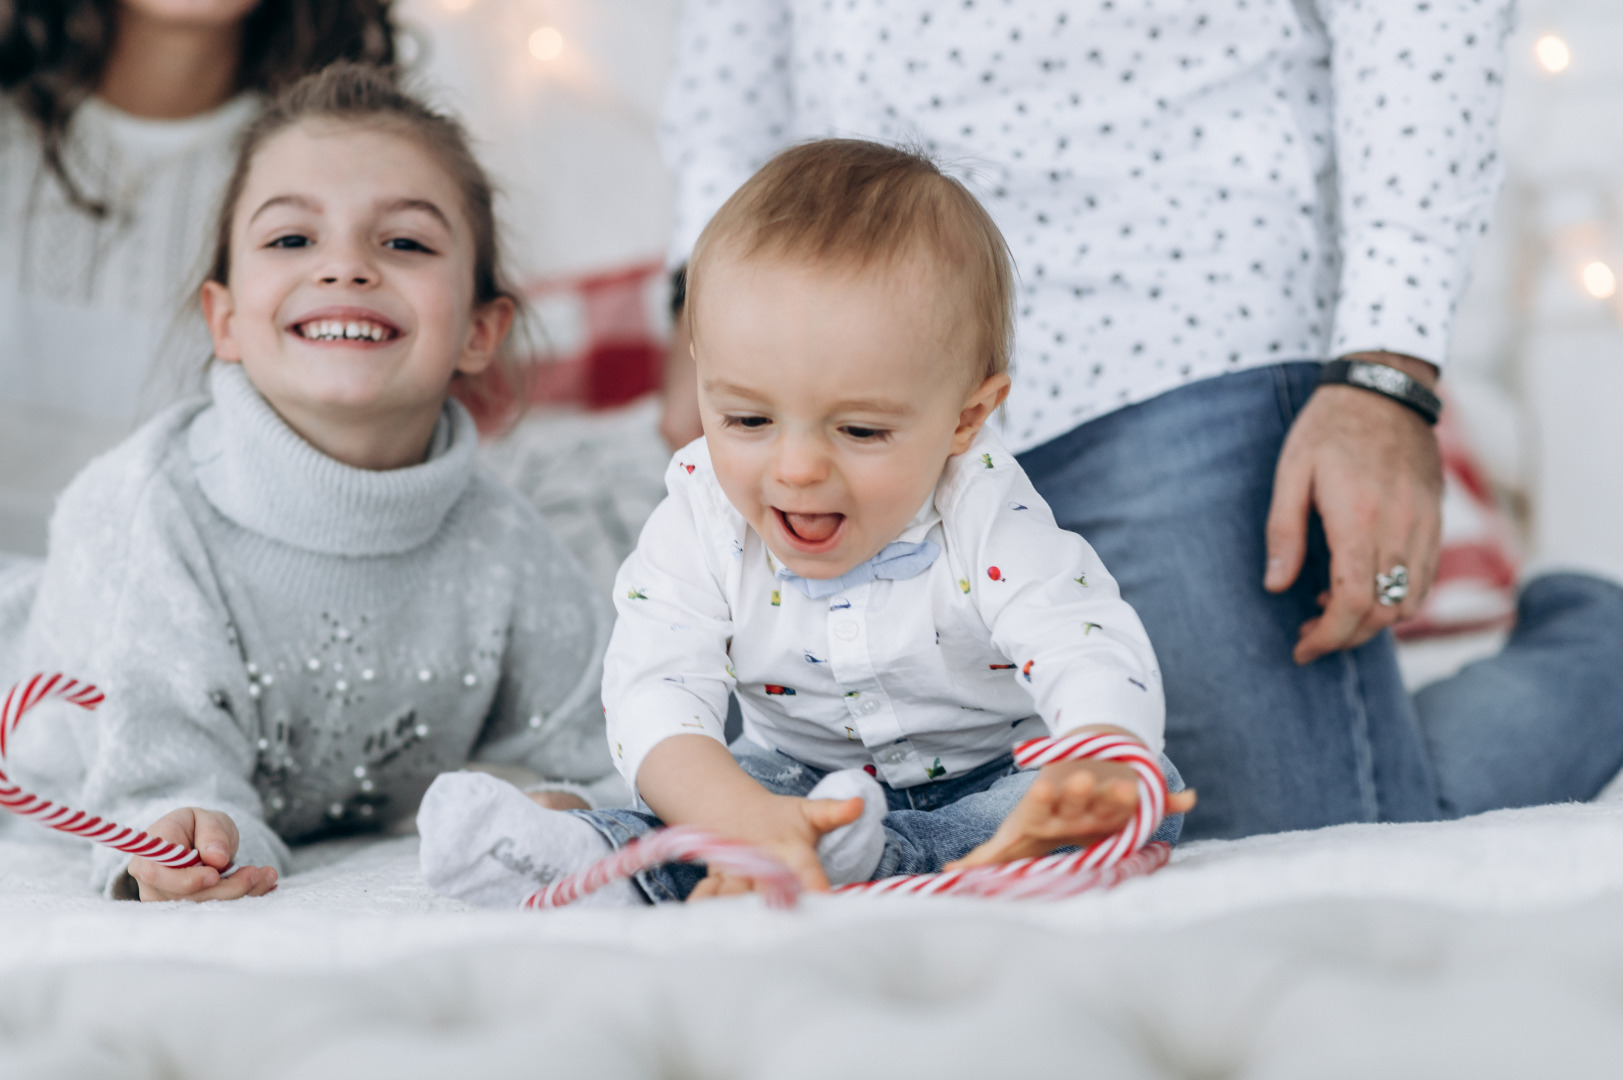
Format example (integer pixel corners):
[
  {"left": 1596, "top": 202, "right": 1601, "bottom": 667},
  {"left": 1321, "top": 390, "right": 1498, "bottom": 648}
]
[
  {"left": 0, "top": 673, "right": 202, "bottom": 868},
  {"left": 522, "top": 732, "right": 1170, "bottom": 908},
  {"left": 523, "top": 825, "right": 801, "bottom": 909}
]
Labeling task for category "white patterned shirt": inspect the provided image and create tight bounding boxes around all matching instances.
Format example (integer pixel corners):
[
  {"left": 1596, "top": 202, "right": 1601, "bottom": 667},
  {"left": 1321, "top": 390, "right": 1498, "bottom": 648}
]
[
  {"left": 661, "top": 0, "right": 1513, "bottom": 452},
  {"left": 603, "top": 426, "right": 1164, "bottom": 792}
]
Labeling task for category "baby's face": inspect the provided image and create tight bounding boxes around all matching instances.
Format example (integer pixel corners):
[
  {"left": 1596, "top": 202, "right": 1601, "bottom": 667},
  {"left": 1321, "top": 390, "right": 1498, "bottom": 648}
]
[{"left": 694, "top": 250, "right": 1007, "bottom": 579}]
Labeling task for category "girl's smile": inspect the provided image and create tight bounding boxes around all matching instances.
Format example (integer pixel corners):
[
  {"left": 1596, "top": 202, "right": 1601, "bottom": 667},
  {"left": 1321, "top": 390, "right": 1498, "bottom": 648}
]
[{"left": 288, "top": 306, "right": 403, "bottom": 345}]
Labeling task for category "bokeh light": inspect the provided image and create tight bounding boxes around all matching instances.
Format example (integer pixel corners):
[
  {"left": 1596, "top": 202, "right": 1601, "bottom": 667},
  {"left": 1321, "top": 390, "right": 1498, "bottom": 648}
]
[
  {"left": 1581, "top": 261, "right": 1617, "bottom": 299},
  {"left": 1535, "top": 34, "right": 1572, "bottom": 74},
  {"left": 529, "top": 26, "right": 565, "bottom": 61}
]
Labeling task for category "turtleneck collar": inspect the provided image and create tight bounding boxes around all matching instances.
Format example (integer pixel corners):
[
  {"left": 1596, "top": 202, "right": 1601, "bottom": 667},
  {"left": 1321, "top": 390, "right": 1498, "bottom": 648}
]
[{"left": 189, "top": 364, "right": 477, "bottom": 556}]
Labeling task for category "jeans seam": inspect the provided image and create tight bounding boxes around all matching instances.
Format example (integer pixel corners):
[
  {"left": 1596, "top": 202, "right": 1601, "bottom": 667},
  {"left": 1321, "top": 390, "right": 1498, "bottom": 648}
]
[
  {"left": 1337, "top": 649, "right": 1380, "bottom": 821},
  {"left": 1270, "top": 362, "right": 1300, "bottom": 429}
]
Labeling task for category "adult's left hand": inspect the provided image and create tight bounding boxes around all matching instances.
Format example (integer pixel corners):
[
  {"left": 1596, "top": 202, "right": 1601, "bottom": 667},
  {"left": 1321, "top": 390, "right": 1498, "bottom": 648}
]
[{"left": 1263, "top": 352, "right": 1444, "bottom": 664}]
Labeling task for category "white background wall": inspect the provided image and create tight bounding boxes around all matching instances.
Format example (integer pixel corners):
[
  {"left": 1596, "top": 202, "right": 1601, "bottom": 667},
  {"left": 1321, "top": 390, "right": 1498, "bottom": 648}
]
[{"left": 395, "top": 0, "right": 679, "bottom": 283}]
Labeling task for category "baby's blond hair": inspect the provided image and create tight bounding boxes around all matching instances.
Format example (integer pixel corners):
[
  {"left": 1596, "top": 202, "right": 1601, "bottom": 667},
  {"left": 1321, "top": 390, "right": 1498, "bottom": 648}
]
[{"left": 688, "top": 139, "right": 1015, "bottom": 382}]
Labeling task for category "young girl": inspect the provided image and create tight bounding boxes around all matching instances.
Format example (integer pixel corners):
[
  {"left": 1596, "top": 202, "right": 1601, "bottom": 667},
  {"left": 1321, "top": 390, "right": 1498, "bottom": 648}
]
[
  {"left": 0, "top": 0, "right": 395, "bottom": 555},
  {"left": 8, "top": 62, "right": 622, "bottom": 902}
]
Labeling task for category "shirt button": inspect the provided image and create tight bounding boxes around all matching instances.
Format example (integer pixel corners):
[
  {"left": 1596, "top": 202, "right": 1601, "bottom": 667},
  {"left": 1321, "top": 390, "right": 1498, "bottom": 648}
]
[
  {"left": 834, "top": 620, "right": 860, "bottom": 641},
  {"left": 860, "top": 699, "right": 880, "bottom": 715}
]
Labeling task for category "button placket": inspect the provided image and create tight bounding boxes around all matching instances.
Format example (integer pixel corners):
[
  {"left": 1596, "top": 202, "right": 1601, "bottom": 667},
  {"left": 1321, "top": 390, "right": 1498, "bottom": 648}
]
[{"left": 825, "top": 586, "right": 930, "bottom": 786}]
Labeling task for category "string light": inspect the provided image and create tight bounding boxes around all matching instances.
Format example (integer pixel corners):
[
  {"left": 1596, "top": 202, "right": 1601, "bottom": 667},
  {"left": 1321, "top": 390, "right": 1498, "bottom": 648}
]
[
  {"left": 528, "top": 26, "right": 564, "bottom": 61},
  {"left": 1581, "top": 261, "right": 1617, "bottom": 300},
  {"left": 1535, "top": 34, "right": 1572, "bottom": 74}
]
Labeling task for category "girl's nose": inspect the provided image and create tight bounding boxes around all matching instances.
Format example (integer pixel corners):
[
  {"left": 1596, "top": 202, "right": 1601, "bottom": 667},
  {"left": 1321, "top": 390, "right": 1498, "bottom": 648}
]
[{"left": 316, "top": 243, "right": 378, "bottom": 287}]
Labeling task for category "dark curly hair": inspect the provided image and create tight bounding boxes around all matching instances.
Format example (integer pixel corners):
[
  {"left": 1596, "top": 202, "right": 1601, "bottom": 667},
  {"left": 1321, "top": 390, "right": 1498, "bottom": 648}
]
[{"left": 0, "top": 0, "right": 396, "bottom": 216}]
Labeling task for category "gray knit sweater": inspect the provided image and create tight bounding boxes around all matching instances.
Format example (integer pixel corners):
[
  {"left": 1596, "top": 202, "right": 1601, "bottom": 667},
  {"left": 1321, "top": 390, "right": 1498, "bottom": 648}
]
[{"left": 9, "top": 364, "right": 619, "bottom": 895}]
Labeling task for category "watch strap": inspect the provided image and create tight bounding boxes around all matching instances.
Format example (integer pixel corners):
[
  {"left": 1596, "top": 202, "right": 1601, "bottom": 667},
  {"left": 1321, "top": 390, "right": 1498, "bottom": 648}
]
[{"left": 1317, "top": 359, "right": 1442, "bottom": 425}]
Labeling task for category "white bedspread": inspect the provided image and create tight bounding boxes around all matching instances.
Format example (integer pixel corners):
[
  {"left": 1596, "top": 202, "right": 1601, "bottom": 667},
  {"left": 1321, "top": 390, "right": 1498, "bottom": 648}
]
[{"left": 4, "top": 802, "right": 1622, "bottom": 1078}]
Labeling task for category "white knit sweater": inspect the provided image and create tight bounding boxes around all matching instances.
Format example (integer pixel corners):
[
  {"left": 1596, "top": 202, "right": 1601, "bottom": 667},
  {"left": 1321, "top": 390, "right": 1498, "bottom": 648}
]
[
  {"left": 0, "top": 93, "right": 257, "bottom": 554},
  {"left": 7, "top": 365, "right": 621, "bottom": 896}
]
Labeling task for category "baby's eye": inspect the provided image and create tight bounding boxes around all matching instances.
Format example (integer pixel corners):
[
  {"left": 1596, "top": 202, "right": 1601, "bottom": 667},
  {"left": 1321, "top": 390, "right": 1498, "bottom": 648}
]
[
  {"left": 841, "top": 425, "right": 890, "bottom": 442},
  {"left": 723, "top": 415, "right": 772, "bottom": 430},
  {"left": 265, "top": 234, "right": 310, "bottom": 249},
  {"left": 384, "top": 237, "right": 434, "bottom": 254}
]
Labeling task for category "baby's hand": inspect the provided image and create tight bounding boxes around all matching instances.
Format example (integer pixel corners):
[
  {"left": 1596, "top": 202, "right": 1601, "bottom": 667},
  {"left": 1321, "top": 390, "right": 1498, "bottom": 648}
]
[
  {"left": 686, "top": 794, "right": 863, "bottom": 902},
  {"left": 947, "top": 754, "right": 1197, "bottom": 869},
  {"left": 128, "top": 807, "right": 278, "bottom": 902}
]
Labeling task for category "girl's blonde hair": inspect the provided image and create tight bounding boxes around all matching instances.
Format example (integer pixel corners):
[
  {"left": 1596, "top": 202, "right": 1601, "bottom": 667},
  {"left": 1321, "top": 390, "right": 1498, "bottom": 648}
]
[{"left": 204, "top": 62, "right": 526, "bottom": 422}]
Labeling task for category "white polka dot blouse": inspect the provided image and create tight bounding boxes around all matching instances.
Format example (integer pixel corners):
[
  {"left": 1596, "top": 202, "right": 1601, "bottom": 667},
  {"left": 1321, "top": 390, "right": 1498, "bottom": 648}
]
[{"left": 661, "top": 0, "right": 1513, "bottom": 452}]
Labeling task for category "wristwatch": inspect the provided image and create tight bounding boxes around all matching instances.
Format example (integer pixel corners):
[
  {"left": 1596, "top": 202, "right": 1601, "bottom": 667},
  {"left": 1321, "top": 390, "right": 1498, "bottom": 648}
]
[{"left": 1316, "top": 358, "right": 1442, "bottom": 425}]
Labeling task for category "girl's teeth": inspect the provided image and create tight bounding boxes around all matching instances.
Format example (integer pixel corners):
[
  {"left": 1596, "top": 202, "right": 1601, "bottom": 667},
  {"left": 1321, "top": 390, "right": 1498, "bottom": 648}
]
[{"left": 301, "top": 320, "right": 389, "bottom": 341}]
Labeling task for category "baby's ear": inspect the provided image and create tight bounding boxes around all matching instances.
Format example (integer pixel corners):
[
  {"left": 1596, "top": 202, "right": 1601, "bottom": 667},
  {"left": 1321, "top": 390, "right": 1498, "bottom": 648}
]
[
  {"left": 199, "top": 281, "right": 242, "bottom": 363},
  {"left": 951, "top": 373, "right": 1011, "bottom": 454}
]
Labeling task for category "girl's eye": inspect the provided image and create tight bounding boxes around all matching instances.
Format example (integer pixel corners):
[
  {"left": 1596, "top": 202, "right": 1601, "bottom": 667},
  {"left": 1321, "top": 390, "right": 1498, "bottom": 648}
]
[
  {"left": 266, "top": 234, "right": 310, "bottom": 249},
  {"left": 841, "top": 425, "right": 890, "bottom": 441},
  {"left": 723, "top": 415, "right": 771, "bottom": 430},
  {"left": 385, "top": 237, "right": 434, "bottom": 253}
]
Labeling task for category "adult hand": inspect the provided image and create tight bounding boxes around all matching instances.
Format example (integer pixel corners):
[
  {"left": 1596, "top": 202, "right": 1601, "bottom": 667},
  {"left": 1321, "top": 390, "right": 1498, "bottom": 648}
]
[
  {"left": 128, "top": 807, "right": 278, "bottom": 902},
  {"left": 659, "top": 309, "right": 704, "bottom": 451},
  {"left": 1264, "top": 352, "right": 1444, "bottom": 664}
]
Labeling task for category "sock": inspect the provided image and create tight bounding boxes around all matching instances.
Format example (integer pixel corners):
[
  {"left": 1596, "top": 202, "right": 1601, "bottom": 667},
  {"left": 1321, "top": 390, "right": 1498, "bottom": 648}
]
[
  {"left": 416, "top": 771, "right": 642, "bottom": 908},
  {"left": 807, "top": 768, "right": 886, "bottom": 885}
]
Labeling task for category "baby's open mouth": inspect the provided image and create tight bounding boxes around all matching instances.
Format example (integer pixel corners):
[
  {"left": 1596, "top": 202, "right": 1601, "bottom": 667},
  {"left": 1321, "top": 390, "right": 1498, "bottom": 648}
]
[
  {"left": 776, "top": 508, "right": 845, "bottom": 546},
  {"left": 292, "top": 317, "right": 400, "bottom": 343}
]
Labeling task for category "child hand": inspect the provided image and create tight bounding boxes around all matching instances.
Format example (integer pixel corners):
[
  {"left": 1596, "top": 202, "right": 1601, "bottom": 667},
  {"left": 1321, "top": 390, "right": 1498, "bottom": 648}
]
[
  {"left": 686, "top": 794, "right": 864, "bottom": 901},
  {"left": 127, "top": 807, "right": 278, "bottom": 902},
  {"left": 946, "top": 756, "right": 1197, "bottom": 869},
  {"left": 527, "top": 790, "right": 591, "bottom": 811}
]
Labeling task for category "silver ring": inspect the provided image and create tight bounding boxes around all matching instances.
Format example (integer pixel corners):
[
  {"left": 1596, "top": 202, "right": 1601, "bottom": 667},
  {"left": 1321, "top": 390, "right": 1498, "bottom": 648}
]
[{"left": 1375, "top": 564, "right": 1409, "bottom": 607}]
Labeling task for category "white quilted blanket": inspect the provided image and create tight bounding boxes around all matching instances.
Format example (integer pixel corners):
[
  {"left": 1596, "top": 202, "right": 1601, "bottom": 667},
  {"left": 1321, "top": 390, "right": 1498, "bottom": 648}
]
[{"left": 3, "top": 802, "right": 1622, "bottom": 1078}]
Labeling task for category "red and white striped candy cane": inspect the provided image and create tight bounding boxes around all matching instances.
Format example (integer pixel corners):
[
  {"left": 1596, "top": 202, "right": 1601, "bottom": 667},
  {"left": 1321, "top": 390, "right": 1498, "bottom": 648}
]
[
  {"left": 523, "top": 824, "right": 800, "bottom": 909},
  {"left": 835, "top": 731, "right": 1167, "bottom": 898},
  {"left": 0, "top": 673, "right": 202, "bottom": 869},
  {"left": 522, "top": 731, "right": 1170, "bottom": 908}
]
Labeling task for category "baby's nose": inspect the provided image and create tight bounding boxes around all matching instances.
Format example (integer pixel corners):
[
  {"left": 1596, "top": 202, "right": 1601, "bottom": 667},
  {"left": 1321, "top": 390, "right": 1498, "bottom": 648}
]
[{"left": 773, "top": 437, "right": 830, "bottom": 486}]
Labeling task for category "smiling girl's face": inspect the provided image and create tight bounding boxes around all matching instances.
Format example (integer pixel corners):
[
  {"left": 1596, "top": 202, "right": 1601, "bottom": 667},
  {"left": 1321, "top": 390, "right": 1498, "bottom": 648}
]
[{"left": 201, "top": 120, "right": 512, "bottom": 470}]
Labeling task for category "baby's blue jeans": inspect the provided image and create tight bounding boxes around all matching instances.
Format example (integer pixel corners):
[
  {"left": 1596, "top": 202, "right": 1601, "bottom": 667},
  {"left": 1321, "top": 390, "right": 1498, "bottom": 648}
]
[{"left": 573, "top": 739, "right": 1185, "bottom": 903}]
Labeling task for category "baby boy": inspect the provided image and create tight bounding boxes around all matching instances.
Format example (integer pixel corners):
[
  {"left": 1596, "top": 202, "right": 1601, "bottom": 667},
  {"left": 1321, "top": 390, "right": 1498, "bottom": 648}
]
[{"left": 421, "top": 139, "right": 1193, "bottom": 905}]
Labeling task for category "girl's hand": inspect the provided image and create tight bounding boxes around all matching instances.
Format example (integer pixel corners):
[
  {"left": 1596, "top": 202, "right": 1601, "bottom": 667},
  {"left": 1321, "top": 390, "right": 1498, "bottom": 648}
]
[
  {"left": 946, "top": 755, "right": 1197, "bottom": 870},
  {"left": 128, "top": 807, "right": 278, "bottom": 902},
  {"left": 686, "top": 794, "right": 863, "bottom": 901}
]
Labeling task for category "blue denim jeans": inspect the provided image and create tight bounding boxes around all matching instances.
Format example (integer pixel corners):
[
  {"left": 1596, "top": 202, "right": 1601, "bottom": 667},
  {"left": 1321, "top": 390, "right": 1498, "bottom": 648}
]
[
  {"left": 575, "top": 738, "right": 1185, "bottom": 903},
  {"left": 1018, "top": 362, "right": 1623, "bottom": 838}
]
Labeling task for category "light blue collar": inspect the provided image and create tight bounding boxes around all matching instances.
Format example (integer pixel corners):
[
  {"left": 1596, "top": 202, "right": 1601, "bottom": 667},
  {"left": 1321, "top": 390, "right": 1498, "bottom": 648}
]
[{"left": 776, "top": 540, "right": 942, "bottom": 600}]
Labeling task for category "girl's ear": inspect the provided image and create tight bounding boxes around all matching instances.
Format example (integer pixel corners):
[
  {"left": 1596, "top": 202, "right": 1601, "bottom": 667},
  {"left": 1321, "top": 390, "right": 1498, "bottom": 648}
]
[
  {"left": 199, "top": 281, "right": 243, "bottom": 363},
  {"left": 457, "top": 295, "right": 517, "bottom": 376},
  {"left": 950, "top": 372, "right": 1012, "bottom": 455}
]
